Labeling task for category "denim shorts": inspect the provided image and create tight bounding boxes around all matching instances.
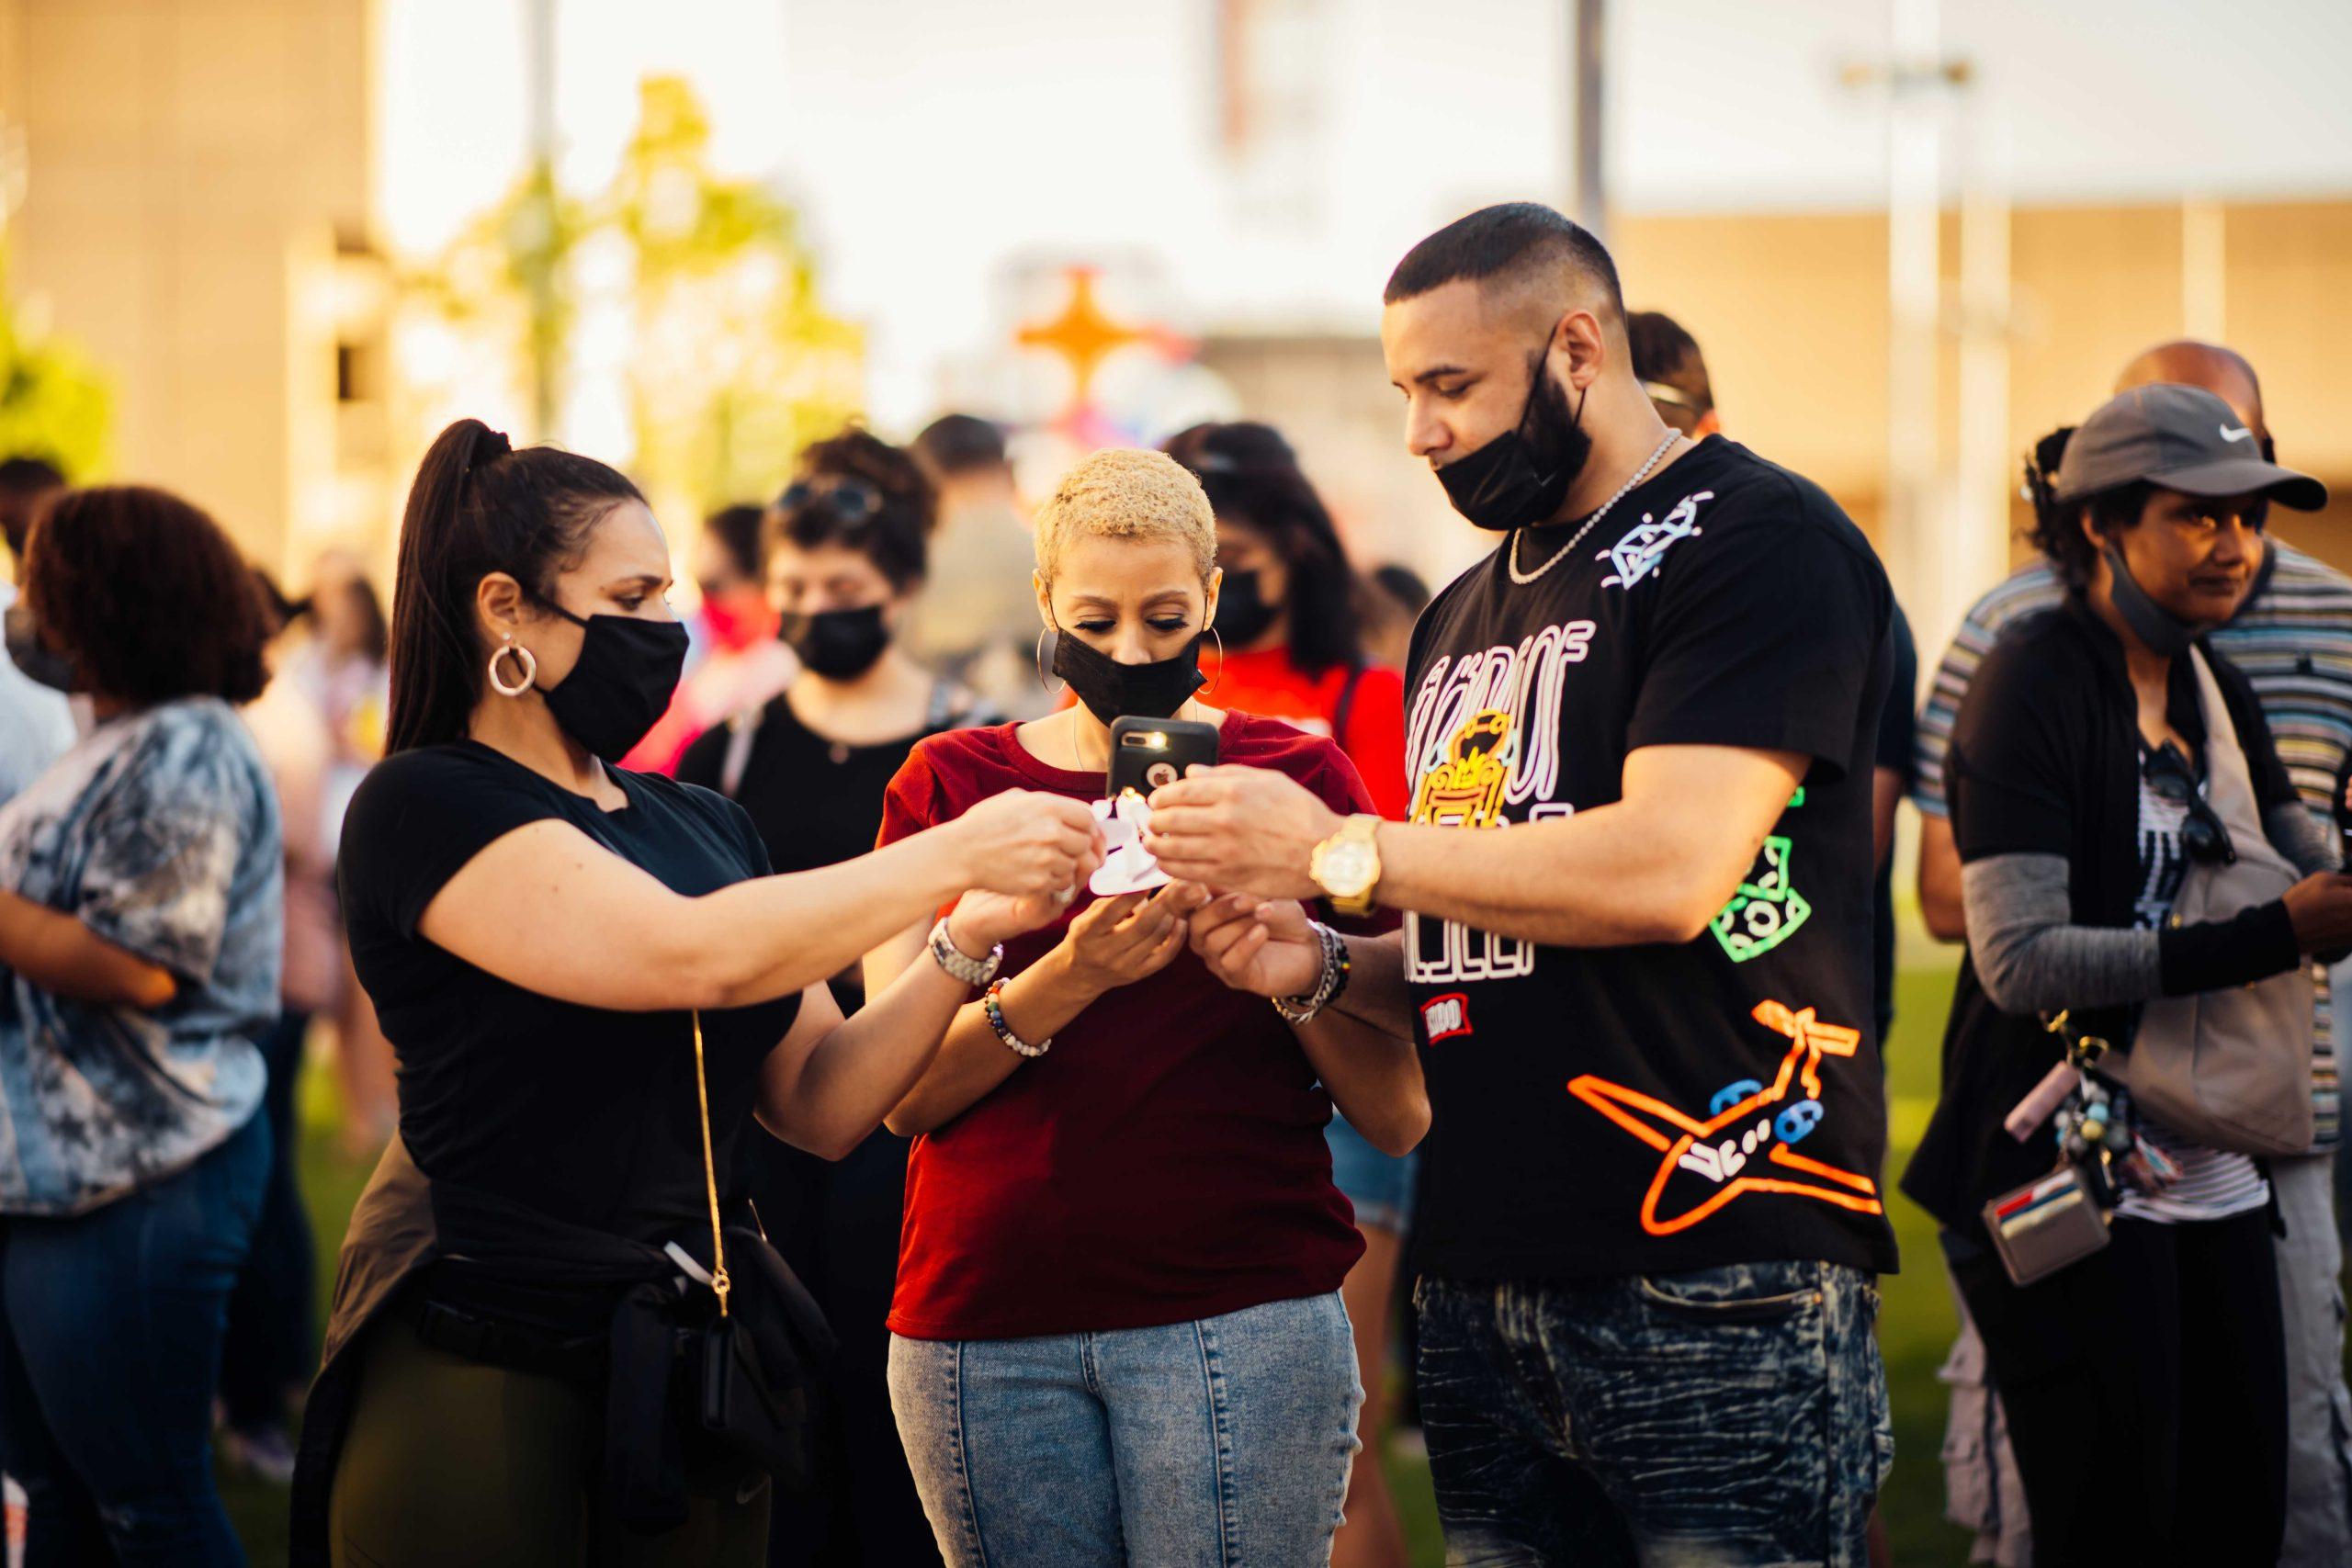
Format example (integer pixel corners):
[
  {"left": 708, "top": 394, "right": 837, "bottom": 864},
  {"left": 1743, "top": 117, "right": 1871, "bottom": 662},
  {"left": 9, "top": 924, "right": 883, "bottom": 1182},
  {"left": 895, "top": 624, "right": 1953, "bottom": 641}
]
[
  {"left": 1326, "top": 1110, "right": 1419, "bottom": 1235},
  {"left": 887, "top": 1292, "right": 1361, "bottom": 1566},
  {"left": 1416, "top": 1260, "right": 1892, "bottom": 1567}
]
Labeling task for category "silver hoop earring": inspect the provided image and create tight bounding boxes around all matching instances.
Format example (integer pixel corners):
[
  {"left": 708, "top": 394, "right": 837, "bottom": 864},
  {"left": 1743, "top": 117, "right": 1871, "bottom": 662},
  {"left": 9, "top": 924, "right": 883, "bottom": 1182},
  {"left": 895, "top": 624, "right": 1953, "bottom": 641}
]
[
  {"left": 1204, "top": 626, "right": 1225, "bottom": 699},
  {"left": 1035, "top": 628, "right": 1066, "bottom": 694},
  {"left": 488, "top": 635, "right": 537, "bottom": 697}
]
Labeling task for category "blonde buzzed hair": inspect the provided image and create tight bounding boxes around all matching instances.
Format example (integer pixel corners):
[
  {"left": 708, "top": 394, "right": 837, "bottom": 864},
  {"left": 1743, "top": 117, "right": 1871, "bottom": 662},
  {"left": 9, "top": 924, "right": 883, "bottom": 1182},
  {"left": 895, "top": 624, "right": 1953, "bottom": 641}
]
[{"left": 1033, "top": 448, "right": 1217, "bottom": 585}]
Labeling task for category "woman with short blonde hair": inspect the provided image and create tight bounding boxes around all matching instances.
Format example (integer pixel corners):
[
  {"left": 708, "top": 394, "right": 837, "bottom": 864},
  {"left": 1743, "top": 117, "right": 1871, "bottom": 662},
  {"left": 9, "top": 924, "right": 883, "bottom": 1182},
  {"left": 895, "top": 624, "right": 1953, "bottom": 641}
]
[{"left": 870, "top": 449, "right": 1428, "bottom": 1565}]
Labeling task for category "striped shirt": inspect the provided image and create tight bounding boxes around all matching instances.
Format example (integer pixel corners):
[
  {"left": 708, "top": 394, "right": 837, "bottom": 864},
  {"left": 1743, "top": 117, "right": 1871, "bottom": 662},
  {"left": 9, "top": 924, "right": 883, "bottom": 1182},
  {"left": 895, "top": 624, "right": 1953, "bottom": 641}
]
[
  {"left": 1915, "top": 540, "right": 2352, "bottom": 1151},
  {"left": 2117, "top": 762, "right": 2270, "bottom": 1223}
]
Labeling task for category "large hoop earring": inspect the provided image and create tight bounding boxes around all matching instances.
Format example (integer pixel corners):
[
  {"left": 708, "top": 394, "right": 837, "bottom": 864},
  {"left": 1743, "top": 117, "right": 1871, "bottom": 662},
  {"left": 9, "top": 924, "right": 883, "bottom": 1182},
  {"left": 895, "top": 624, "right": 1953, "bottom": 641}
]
[
  {"left": 1203, "top": 626, "right": 1225, "bottom": 699},
  {"left": 1035, "top": 627, "right": 1066, "bottom": 694},
  {"left": 488, "top": 635, "right": 537, "bottom": 697}
]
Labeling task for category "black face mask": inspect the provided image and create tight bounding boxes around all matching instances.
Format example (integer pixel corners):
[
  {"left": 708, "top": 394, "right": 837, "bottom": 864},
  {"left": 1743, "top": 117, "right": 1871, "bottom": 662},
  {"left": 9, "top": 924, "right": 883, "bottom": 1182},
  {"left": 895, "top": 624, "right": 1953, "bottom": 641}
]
[
  {"left": 537, "top": 606, "right": 690, "bottom": 763},
  {"left": 1048, "top": 625, "right": 1207, "bottom": 728},
  {"left": 779, "top": 604, "right": 891, "bottom": 680},
  {"left": 4, "top": 603, "right": 75, "bottom": 694},
  {"left": 1213, "top": 570, "right": 1280, "bottom": 650},
  {"left": 2101, "top": 543, "right": 2200, "bottom": 659},
  {"left": 1437, "top": 348, "right": 1595, "bottom": 532}
]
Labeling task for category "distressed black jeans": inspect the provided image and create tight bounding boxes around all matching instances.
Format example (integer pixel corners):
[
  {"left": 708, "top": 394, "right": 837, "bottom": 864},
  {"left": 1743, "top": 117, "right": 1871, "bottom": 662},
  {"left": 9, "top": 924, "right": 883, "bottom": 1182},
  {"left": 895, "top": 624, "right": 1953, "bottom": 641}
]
[{"left": 1415, "top": 1262, "right": 1890, "bottom": 1566}]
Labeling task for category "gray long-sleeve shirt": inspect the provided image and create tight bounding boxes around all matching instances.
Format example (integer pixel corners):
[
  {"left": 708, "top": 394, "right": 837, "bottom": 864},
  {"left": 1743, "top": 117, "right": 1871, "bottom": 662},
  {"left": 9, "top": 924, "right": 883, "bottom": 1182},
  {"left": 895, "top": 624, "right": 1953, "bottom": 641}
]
[{"left": 1962, "top": 803, "right": 2334, "bottom": 1017}]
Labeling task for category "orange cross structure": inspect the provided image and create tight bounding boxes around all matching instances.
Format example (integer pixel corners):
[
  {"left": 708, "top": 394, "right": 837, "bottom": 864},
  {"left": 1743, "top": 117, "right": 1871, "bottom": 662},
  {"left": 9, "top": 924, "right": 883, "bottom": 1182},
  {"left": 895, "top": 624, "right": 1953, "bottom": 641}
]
[{"left": 1014, "top": 265, "right": 1189, "bottom": 414}]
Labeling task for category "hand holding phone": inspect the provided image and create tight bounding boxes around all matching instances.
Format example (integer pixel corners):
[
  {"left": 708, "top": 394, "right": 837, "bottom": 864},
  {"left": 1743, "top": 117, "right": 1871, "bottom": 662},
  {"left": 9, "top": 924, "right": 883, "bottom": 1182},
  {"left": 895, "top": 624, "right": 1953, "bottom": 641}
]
[{"left": 1107, "top": 716, "right": 1222, "bottom": 798}]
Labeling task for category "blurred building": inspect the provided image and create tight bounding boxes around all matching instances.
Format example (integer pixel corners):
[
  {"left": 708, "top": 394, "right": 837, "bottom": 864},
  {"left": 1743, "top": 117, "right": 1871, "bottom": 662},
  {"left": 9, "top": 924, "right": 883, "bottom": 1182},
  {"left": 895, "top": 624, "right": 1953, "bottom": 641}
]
[
  {"left": 1201, "top": 197, "right": 2352, "bottom": 603},
  {"left": 0, "top": 0, "right": 391, "bottom": 579},
  {"left": 764, "top": 0, "right": 2352, "bottom": 660},
  {"left": 1, "top": 0, "right": 2348, "bottom": 656}
]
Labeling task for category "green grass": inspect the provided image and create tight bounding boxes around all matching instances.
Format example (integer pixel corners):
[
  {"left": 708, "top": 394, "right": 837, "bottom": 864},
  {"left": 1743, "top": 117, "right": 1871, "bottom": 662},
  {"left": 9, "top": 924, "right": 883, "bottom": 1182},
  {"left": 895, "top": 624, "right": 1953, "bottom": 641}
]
[
  {"left": 1874, "top": 963, "right": 1983, "bottom": 1567},
  {"left": 223, "top": 960, "right": 1981, "bottom": 1566}
]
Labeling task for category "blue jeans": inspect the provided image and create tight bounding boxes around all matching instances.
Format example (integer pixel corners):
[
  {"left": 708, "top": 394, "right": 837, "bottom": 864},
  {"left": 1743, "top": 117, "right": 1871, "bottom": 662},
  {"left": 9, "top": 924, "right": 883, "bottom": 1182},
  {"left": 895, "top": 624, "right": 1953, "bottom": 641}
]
[
  {"left": 1416, "top": 1262, "right": 1891, "bottom": 1567},
  {"left": 888, "top": 1292, "right": 1361, "bottom": 1566},
  {"left": 220, "top": 1008, "right": 314, "bottom": 1430},
  {"left": 1326, "top": 1111, "right": 1419, "bottom": 1235},
  {"left": 0, "top": 1111, "right": 269, "bottom": 1566}
]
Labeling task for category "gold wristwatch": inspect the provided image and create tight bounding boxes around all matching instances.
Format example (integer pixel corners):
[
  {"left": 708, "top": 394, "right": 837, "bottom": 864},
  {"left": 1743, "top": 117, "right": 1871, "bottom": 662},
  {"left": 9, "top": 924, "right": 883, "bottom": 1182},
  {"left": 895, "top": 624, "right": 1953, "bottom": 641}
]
[{"left": 1310, "top": 814, "right": 1384, "bottom": 918}]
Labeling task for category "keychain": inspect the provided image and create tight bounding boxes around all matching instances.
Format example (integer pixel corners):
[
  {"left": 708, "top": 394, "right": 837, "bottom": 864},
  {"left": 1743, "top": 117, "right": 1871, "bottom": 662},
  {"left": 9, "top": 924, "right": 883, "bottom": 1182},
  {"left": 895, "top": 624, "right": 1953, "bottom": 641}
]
[
  {"left": 2030, "top": 1011, "right": 2181, "bottom": 1202},
  {"left": 1984, "top": 1014, "right": 2134, "bottom": 1286}
]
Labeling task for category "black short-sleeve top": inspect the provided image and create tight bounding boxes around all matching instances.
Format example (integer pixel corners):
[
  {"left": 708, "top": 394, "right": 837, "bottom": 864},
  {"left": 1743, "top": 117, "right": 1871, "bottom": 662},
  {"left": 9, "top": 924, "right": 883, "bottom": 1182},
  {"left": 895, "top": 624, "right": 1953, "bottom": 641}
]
[{"left": 337, "top": 741, "right": 800, "bottom": 1242}]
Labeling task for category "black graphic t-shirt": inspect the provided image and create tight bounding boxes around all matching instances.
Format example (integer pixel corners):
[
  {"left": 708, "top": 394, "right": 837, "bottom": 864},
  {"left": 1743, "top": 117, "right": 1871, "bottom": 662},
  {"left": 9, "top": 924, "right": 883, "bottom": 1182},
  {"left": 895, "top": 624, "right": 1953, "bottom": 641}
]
[{"left": 1404, "top": 435, "right": 1898, "bottom": 1280}]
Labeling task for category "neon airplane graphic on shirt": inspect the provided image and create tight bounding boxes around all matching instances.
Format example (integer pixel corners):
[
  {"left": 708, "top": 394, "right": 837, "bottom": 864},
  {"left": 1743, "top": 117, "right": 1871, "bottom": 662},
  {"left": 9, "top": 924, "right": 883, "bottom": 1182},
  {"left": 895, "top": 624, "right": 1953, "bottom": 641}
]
[{"left": 1566, "top": 1000, "right": 1883, "bottom": 1236}]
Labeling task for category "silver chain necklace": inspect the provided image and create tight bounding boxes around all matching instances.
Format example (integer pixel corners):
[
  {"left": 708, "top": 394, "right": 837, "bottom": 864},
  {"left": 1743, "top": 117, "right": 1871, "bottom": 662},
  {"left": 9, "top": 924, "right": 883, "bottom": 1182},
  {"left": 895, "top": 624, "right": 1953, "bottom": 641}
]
[{"left": 1507, "top": 431, "right": 1683, "bottom": 586}]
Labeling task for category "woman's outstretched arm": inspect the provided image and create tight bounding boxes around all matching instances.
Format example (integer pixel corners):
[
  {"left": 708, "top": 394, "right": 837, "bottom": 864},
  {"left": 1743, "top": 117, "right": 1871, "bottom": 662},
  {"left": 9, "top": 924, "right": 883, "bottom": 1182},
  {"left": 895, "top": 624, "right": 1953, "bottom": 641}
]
[{"left": 416, "top": 790, "right": 1102, "bottom": 1012}]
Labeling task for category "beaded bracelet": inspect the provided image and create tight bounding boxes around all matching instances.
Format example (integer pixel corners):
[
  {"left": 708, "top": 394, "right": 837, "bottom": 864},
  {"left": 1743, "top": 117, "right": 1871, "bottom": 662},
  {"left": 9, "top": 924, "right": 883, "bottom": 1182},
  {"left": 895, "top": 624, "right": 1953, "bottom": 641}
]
[
  {"left": 983, "top": 979, "right": 1051, "bottom": 1058},
  {"left": 1272, "top": 921, "right": 1351, "bottom": 1026}
]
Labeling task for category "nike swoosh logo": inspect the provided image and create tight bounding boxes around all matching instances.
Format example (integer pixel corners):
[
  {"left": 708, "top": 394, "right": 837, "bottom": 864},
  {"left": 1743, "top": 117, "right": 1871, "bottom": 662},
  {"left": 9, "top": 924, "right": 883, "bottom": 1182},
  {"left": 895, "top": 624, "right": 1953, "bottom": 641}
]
[{"left": 2220, "top": 424, "right": 2253, "bottom": 443}]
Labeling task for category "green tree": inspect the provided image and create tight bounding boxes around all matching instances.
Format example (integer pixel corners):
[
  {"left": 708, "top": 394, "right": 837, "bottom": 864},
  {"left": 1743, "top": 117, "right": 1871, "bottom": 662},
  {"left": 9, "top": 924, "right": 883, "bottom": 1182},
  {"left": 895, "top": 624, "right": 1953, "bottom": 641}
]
[
  {"left": 0, "top": 248, "right": 110, "bottom": 479},
  {"left": 402, "top": 154, "right": 592, "bottom": 441},
  {"left": 613, "top": 75, "right": 862, "bottom": 514},
  {"left": 406, "top": 74, "right": 862, "bottom": 523}
]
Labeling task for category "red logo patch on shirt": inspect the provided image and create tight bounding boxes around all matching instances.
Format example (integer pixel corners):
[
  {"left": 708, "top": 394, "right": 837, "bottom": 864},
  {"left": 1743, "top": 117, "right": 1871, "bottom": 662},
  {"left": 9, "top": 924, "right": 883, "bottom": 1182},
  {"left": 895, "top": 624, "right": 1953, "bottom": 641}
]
[{"left": 1420, "top": 992, "right": 1473, "bottom": 1043}]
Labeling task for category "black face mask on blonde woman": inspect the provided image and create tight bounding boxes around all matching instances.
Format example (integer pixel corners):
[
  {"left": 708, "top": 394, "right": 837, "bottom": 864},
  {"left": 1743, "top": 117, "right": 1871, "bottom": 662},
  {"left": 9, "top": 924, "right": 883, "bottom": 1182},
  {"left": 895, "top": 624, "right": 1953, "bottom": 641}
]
[{"left": 1047, "top": 625, "right": 1207, "bottom": 727}]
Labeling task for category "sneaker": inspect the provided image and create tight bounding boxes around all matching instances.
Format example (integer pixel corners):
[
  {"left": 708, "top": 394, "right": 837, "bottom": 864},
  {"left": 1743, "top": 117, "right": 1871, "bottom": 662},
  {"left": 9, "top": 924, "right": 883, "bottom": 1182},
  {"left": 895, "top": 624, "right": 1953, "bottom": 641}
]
[{"left": 218, "top": 1424, "right": 297, "bottom": 1486}]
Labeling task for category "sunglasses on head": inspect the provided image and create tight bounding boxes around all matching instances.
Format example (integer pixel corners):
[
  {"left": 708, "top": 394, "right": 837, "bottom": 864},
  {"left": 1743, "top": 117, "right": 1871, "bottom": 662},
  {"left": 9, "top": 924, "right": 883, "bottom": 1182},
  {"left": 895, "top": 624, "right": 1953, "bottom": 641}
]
[
  {"left": 2143, "top": 741, "right": 2236, "bottom": 865},
  {"left": 775, "top": 478, "right": 882, "bottom": 529}
]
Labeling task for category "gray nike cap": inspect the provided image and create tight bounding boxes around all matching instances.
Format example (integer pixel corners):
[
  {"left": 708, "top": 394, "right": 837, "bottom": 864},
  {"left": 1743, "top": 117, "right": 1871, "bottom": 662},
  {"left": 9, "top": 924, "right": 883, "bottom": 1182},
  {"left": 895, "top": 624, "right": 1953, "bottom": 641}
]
[{"left": 2054, "top": 382, "right": 2327, "bottom": 511}]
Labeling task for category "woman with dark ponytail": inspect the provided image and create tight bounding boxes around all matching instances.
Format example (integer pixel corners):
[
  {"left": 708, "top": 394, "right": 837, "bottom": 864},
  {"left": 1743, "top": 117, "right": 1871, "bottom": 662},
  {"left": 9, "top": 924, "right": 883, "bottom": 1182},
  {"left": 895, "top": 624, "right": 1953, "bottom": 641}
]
[
  {"left": 293, "top": 421, "right": 1102, "bottom": 1566},
  {"left": 1159, "top": 423, "right": 1407, "bottom": 817}
]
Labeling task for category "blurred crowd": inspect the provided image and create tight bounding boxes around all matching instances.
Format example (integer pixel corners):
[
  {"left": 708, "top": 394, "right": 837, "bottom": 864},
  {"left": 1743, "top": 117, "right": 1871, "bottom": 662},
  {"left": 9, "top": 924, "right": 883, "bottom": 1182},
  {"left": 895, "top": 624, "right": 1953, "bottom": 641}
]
[
  {"left": 0, "top": 399, "right": 1436, "bottom": 1567},
  {"left": 2, "top": 196, "right": 2349, "bottom": 1568}
]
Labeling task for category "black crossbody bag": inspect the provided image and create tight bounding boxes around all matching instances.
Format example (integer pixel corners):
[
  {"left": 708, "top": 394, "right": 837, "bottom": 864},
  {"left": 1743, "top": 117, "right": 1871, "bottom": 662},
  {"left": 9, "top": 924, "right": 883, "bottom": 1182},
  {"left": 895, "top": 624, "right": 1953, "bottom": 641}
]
[{"left": 634, "top": 1010, "right": 839, "bottom": 1523}]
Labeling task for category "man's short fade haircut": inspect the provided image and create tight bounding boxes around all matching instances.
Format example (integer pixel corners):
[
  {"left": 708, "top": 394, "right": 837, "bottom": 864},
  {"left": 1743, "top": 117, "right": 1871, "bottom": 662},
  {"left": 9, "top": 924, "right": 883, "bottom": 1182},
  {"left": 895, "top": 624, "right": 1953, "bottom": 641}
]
[
  {"left": 1382, "top": 202, "right": 1625, "bottom": 322},
  {"left": 1625, "top": 310, "right": 1713, "bottom": 430},
  {"left": 912, "top": 413, "right": 1010, "bottom": 479}
]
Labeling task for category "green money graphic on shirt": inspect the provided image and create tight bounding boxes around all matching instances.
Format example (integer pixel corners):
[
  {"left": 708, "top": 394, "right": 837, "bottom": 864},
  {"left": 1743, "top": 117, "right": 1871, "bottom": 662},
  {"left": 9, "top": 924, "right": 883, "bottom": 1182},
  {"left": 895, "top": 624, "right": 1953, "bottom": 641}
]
[{"left": 1711, "top": 833, "right": 1810, "bottom": 963}]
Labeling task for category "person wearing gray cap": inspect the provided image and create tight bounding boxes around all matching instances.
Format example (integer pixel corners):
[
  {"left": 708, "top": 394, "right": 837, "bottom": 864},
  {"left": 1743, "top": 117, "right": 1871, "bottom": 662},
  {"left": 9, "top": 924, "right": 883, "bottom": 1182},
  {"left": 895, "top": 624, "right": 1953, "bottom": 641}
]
[
  {"left": 1902, "top": 381, "right": 2352, "bottom": 1567},
  {"left": 1914, "top": 346, "right": 2352, "bottom": 1568}
]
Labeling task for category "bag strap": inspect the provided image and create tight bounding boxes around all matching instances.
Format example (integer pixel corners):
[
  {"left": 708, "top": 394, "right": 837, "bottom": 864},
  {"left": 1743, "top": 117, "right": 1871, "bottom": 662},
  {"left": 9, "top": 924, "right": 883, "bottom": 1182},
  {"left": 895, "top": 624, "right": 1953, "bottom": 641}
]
[
  {"left": 1330, "top": 663, "right": 1368, "bottom": 748},
  {"left": 923, "top": 675, "right": 966, "bottom": 732},
  {"left": 690, "top": 1010, "right": 730, "bottom": 1317},
  {"left": 2178, "top": 647, "right": 2301, "bottom": 891},
  {"left": 718, "top": 708, "right": 762, "bottom": 799},
  {"left": 2186, "top": 646, "right": 2247, "bottom": 812}
]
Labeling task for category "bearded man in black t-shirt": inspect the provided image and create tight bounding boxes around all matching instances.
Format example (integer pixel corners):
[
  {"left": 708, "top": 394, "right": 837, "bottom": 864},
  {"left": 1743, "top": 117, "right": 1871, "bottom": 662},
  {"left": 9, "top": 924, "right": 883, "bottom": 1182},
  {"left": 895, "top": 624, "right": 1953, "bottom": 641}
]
[{"left": 1148, "top": 202, "right": 1895, "bottom": 1567}]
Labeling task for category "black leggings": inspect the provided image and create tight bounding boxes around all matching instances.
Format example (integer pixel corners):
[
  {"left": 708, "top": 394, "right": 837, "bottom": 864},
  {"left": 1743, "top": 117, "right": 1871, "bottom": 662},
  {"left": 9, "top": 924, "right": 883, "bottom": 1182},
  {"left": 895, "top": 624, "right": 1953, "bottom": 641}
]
[
  {"left": 1951, "top": 1207, "right": 2287, "bottom": 1568},
  {"left": 329, "top": 1312, "right": 770, "bottom": 1567}
]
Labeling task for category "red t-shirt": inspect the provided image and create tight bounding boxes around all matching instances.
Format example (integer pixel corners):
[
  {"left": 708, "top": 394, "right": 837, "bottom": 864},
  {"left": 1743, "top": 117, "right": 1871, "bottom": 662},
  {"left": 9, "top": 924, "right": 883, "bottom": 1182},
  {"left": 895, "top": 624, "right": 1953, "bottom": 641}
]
[
  {"left": 876, "top": 712, "right": 1370, "bottom": 1339},
  {"left": 1201, "top": 645, "right": 1410, "bottom": 819}
]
